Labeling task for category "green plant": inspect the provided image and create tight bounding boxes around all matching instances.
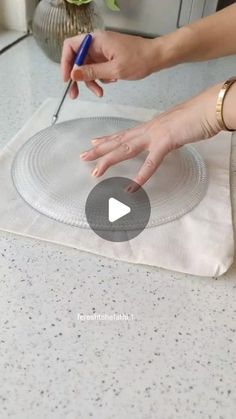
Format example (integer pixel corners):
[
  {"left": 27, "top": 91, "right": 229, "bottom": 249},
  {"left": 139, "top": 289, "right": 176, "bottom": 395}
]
[{"left": 65, "top": 0, "right": 120, "bottom": 11}]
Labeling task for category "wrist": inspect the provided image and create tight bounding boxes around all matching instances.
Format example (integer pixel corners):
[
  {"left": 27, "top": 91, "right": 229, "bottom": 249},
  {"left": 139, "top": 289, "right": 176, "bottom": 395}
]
[
  {"left": 202, "top": 83, "right": 223, "bottom": 136},
  {"left": 150, "top": 26, "right": 197, "bottom": 72},
  {"left": 222, "top": 81, "right": 236, "bottom": 131},
  {"left": 185, "top": 83, "right": 222, "bottom": 138},
  {"left": 200, "top": 81, "right": 236, "bottom": 136}
]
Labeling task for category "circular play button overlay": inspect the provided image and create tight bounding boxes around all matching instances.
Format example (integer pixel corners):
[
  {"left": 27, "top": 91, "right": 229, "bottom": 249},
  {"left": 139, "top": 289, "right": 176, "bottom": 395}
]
[{"left": 85, "top": 177, "right": 151, "bottom": 242}]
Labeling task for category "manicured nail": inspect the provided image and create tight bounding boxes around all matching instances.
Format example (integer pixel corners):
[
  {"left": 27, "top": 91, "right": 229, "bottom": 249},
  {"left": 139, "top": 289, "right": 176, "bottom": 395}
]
[
  {"left": 80, "top": 152, "right": 88, "bottom": 160},
  {"left": 91, "top": 167, "right": 99, "bottom": 177},
  {"left": 72, "top": 69, "right": 84, "bottom": 81},
  {"left": 125, "top": 181, "right": 140, "bottom": 194},
  {"left": 125, "top": 185, "right": 133, "bottom": 194}
]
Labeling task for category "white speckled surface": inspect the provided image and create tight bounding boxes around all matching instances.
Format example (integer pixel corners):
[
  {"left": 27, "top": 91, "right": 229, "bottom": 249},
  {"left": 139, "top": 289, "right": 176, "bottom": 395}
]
[{"left": 0, "top": 36, "right": 236, "bottom": 419}]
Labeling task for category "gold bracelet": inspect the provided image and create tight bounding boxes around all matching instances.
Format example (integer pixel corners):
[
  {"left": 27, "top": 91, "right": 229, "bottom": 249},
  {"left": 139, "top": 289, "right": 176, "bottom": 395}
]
[{"left": 216, "top": 77, "right": 236, "bottom": 132}]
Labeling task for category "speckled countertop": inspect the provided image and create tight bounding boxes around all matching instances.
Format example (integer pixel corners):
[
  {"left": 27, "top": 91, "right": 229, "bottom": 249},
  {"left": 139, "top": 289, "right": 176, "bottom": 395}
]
[{"left": 0, "top": 36, "right": 236, "bottom": 419}]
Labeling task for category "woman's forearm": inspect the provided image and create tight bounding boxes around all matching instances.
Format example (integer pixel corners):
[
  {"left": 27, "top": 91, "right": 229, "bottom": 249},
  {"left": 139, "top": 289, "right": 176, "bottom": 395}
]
[{"left": 153, "top": 4, "right": 236, "bottom": 70}]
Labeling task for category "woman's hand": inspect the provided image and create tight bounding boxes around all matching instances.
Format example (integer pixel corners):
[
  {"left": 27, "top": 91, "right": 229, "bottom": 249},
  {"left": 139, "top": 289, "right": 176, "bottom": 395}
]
[
  {"left": 61, "top": 30, "right": 164, "bottom": 98},
  {"left": 80, "top": 84, "right": 223, "bottom": 188},
  {"left": 61, "top": 5, "right": 236, "bottom": 99}
]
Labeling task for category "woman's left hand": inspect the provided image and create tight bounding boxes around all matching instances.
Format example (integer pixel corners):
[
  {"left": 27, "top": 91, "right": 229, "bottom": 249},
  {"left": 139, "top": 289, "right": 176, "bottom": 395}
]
[{"left": 80, "top": 84, "right": 222, "bottom": 187}]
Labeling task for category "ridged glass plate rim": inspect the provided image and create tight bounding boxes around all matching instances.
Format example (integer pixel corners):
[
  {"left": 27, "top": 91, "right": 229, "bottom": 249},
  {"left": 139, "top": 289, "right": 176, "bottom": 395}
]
[{"left": 11, "top": 117, "right": 208, "bottom": 231}]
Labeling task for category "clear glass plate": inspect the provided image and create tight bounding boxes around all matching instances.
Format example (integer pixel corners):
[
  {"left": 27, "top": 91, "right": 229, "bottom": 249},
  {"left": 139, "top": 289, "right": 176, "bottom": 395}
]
[{"left": 12, "top": 117, "right": 208, "bottom": 229}]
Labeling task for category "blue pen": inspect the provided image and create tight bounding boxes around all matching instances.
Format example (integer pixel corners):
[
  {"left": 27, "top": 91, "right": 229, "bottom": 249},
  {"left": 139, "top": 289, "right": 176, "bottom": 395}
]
[{"left": 51, "top": 33, "right": 93, "bottom": 126}]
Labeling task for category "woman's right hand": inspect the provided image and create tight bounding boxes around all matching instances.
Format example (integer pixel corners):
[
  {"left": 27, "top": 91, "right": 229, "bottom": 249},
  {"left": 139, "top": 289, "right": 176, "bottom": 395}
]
[{"left": 61, "top": 30, "right": 165, "bottom": 98}]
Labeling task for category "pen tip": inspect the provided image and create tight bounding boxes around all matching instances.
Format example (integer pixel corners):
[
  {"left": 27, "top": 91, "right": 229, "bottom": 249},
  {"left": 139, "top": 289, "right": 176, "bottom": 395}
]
[{"left": 51, "top": 115, "right": 57, "bottom": 126}]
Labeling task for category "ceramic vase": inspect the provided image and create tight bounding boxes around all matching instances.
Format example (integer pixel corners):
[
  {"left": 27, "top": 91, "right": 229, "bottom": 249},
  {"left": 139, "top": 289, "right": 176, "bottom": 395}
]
[{"left": 32, "top": 0, "right": 103, "bottom": 63}]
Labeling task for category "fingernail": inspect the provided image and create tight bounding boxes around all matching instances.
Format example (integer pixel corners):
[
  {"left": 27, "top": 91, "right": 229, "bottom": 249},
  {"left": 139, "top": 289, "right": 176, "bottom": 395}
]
[
  {"left": 91, "top": 139, "right": 99, "bottom": 144},
  {"left": 72, "top": 69, "right": 84, "bottom": 81},
  {"left": 80, "top": 152, "right": 88, "bottom": 160},
  {"left": 125, "top": 181, "right": 139, "bottom": 194},
  {"left": 91, "top": 167, "right": 99, "bottom": 177},
  {"left": 125, "top": 185, "right": 133, "bottom": 194}
]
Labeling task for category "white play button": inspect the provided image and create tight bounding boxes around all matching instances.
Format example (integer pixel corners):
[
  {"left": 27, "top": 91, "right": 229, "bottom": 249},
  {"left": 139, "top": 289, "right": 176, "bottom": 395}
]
[
  {"left": 85, "top": 177, "right": 151, "bottom": 242},
  {"left": 108, "top": 197, "right": 131, "bottom": 223}
]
